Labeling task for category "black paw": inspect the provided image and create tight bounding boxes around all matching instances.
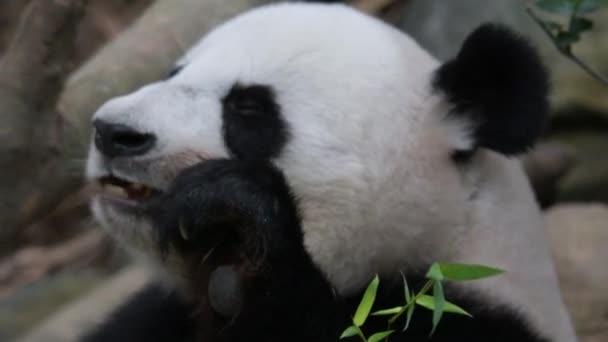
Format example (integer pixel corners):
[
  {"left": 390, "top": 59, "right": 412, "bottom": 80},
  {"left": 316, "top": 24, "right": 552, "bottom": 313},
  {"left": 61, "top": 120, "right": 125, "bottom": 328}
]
[{"left": 147, "top": 159, "right": 301, "bottom": 264}]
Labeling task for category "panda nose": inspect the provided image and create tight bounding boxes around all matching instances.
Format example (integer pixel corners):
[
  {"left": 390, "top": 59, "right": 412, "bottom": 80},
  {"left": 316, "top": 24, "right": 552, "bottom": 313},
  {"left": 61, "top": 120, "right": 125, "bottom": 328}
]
[{"left": 93, "top": 119, "right": 156, "bottom": 158}]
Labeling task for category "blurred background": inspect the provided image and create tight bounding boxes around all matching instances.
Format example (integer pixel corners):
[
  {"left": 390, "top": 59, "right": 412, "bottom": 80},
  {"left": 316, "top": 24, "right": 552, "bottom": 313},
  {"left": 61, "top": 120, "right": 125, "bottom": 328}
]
[{"left": 0, "top": 0, "right": 606, "bottom": 341}]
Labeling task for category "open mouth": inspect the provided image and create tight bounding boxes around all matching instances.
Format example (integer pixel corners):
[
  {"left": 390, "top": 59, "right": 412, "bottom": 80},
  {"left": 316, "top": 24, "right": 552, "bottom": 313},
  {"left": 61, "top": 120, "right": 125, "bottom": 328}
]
[{"left": 97, "top": 175, "right": 162, "bottom": 203}]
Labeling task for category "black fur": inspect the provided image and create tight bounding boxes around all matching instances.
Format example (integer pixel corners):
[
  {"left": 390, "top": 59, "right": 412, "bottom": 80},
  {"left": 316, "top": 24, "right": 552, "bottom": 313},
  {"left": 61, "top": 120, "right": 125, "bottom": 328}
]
[
  {"left": 84, "top": 277, "right": 550, "bottom": 342},
  {"left": 149, "top": 160, "right": 304, "bottom": 257},
  {"left": 80, "top": 284, "right": 196, "bottom": 342},
  {"left": 147, "top": 160, "right": 339, "bottom": 341},
  {"left": 81, "top": 159, "right": 551, "bottom": 342},
  {"left": 434, "top": 24, "right": 549, "bottom": 156},
  {"left": 222, "top": 84, "right": 289, "bottom": 160}
]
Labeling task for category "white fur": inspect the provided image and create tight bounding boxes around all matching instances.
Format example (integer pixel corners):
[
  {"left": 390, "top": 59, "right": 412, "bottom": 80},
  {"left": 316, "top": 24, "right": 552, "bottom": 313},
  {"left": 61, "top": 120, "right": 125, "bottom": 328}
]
[{"left": 87, "top": 3, "right": 576, "bottom": 341}]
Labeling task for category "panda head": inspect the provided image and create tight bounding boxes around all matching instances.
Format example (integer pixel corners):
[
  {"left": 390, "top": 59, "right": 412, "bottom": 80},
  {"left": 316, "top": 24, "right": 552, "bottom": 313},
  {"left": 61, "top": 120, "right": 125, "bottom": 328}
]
[{"left": 86, "top": 3, "right": 548, "bottom": 293}]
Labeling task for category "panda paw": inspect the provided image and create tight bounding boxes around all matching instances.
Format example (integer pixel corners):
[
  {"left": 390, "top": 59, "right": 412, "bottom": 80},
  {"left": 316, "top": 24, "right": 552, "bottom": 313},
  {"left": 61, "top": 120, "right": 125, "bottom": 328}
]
[{"left": 148, "top": 159, "right": 302, "bottom": 264}]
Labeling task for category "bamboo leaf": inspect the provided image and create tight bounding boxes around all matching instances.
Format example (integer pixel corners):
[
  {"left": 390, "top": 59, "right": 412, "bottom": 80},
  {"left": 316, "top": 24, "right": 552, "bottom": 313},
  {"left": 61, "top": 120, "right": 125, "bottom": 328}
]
[
  {"left": 401, "top": 271, "right": 416, "bottom": 331},
  {"left": 353, "top": 275, "right": 380, "bottom": 327},
  {"left": 426, "top": 263, "right": 444, "bottom": 281},
  {"left": 401, "top": 271, "right": 411, "bottom": 303},
  {"left": 368, "top": 330, "right": 394, "bottom": 342},
  {"left": 438, "top": 263, "right": 504, "bottom": 281},
  {"left": 415, "top": 295, "right": 472, "bottom": 317},
  {"left": 556, "top": 30, "right": 580, "bottom": 50},
  {"left": 570, "top": 17, "right": 593, "bottom": 35},
  {"left": 372, "top": 306, "right": 403, "bottom": 316},
  {"left": 403, "top": 302, "right": 416, "bottom": 332},
  {"left": 430, "top": 281, "right": 445, "bottom": 336},
  {"left": 340, "top": 325, "right": 360, "bottom": 339},
  {"left": 536, "top": 0, "right": 607, "bottom": 15}
]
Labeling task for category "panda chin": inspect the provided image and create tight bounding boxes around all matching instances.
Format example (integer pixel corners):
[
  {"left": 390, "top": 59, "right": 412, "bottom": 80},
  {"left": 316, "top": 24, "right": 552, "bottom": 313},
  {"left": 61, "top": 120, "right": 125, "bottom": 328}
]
[{"left": 91, "top": 196, "right": 162, "bottom": 257}]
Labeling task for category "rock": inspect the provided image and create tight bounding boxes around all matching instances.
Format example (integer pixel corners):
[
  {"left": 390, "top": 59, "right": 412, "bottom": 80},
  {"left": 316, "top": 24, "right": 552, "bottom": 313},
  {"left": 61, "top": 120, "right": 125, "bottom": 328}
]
[
  {"left": 549, "top": 129, "right": 608, "bottom": 203},
  {"left": 523, "top": 141, "right": 577, "bottom": 208},
  {"left": 545, "top": 204, "right": 608, "bottom": 342},
  {"left": 0, "top": 271, "right": 102, "bottom": 341}
]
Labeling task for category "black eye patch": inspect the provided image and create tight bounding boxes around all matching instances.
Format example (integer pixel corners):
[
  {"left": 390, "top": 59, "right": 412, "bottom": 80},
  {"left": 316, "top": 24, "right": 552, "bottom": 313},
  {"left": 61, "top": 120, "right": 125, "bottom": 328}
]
[{"left": 221, "top": 83, "right": 288, "bottom": 161}]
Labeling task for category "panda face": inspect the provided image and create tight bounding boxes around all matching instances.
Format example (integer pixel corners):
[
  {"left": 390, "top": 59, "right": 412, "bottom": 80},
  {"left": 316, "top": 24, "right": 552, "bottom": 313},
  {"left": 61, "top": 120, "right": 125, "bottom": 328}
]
[
  {"left": 85, "top": 0, "right": 557, "bottom": 305},
  {"left": 86, "top": 3, "right": 473, "bottom": 291}
]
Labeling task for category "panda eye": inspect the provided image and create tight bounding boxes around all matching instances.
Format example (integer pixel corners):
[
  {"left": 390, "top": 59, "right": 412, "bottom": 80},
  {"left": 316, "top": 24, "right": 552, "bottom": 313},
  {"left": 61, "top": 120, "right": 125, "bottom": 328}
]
[
  {"left": 234, "top": 100, "right": 264, "bottom": 116},
  {"left": 166, "top": 65, "right": 184, "bottom": 79},
  {"left": 223, "top": 84, "right": 275, "bottom": 117}
]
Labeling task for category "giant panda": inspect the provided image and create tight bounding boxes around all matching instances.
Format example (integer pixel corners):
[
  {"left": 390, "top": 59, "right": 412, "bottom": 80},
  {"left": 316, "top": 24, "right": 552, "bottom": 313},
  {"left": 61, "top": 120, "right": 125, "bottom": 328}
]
[{"left": 83, "top": 2, "right": 577, "bottom": 342}]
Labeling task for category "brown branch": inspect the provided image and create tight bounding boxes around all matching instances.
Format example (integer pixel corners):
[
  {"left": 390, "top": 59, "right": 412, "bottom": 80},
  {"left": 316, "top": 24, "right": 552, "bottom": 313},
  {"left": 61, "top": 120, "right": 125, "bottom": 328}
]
[
  {"left": 0, "top": 229, "right": 106, "bottom": 299},
  {"left": 566, "top": 52, "right": 608, "bottom": 86},
  {"left": 526, "top": 6, "right": 608, "bottom": 87}
]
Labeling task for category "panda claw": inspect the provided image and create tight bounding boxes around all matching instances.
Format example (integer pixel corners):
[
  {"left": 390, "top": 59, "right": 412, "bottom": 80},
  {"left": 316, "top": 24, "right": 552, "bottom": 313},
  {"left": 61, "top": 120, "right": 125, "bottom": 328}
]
[{"left": 179, "top": 218, "right": 190, "bottom": 241}]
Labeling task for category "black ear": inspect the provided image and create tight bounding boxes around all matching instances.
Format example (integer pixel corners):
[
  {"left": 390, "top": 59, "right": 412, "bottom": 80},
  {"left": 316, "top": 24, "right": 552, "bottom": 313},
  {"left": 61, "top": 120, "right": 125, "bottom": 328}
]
[{"left": 434, "top": 24, "right": 549, "bottom": 156}]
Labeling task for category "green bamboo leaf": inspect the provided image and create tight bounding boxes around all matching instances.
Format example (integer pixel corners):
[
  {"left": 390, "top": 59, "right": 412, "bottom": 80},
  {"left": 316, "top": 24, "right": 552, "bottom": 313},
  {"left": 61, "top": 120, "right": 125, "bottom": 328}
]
[
  {"left": 400, "top": 271, "right": 416, "bottom": 331},
  {"left": 570, "top": 17, "right": 593, "bottom": 35},
  {"left": 430, "top": 281, "right": 445, "bottom": 336},
  {"left": 579, "top": 0, "right": 608, "bottom": 9},
  {"left": 426, "top": 263, "right": 444, "bottom": 281},
  {"left": 438, "top": 263, "right": 504, "bottom": 281},
  {"left": 368, "top": 330, "right": 394, "bottom": 342},
  {"left": 556, "top": 31, "right": 579, "bottom": 50},
  {"left": 415, "top": 295, "right": 473, "bottom": 317},
  {"left": 401, "top": 271, "right": 411, "bottom": 303},
  {"left": 353, "top": 275, "right": 379, "bottom": 327},
  {"left": 403, "top": 301, "right": 416, "bottom": 332},
  {"left": 340, "top": 325, "right": 360, "bottom": 339},
  {"left": 536, "top": 0, "right": 608, "bottom": 15},
  {"left": 372, "top": 306, "right": 403, "bottom": 316},
  {"left": 536, "top": 0, "right": 575, "bottom": 14}
]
